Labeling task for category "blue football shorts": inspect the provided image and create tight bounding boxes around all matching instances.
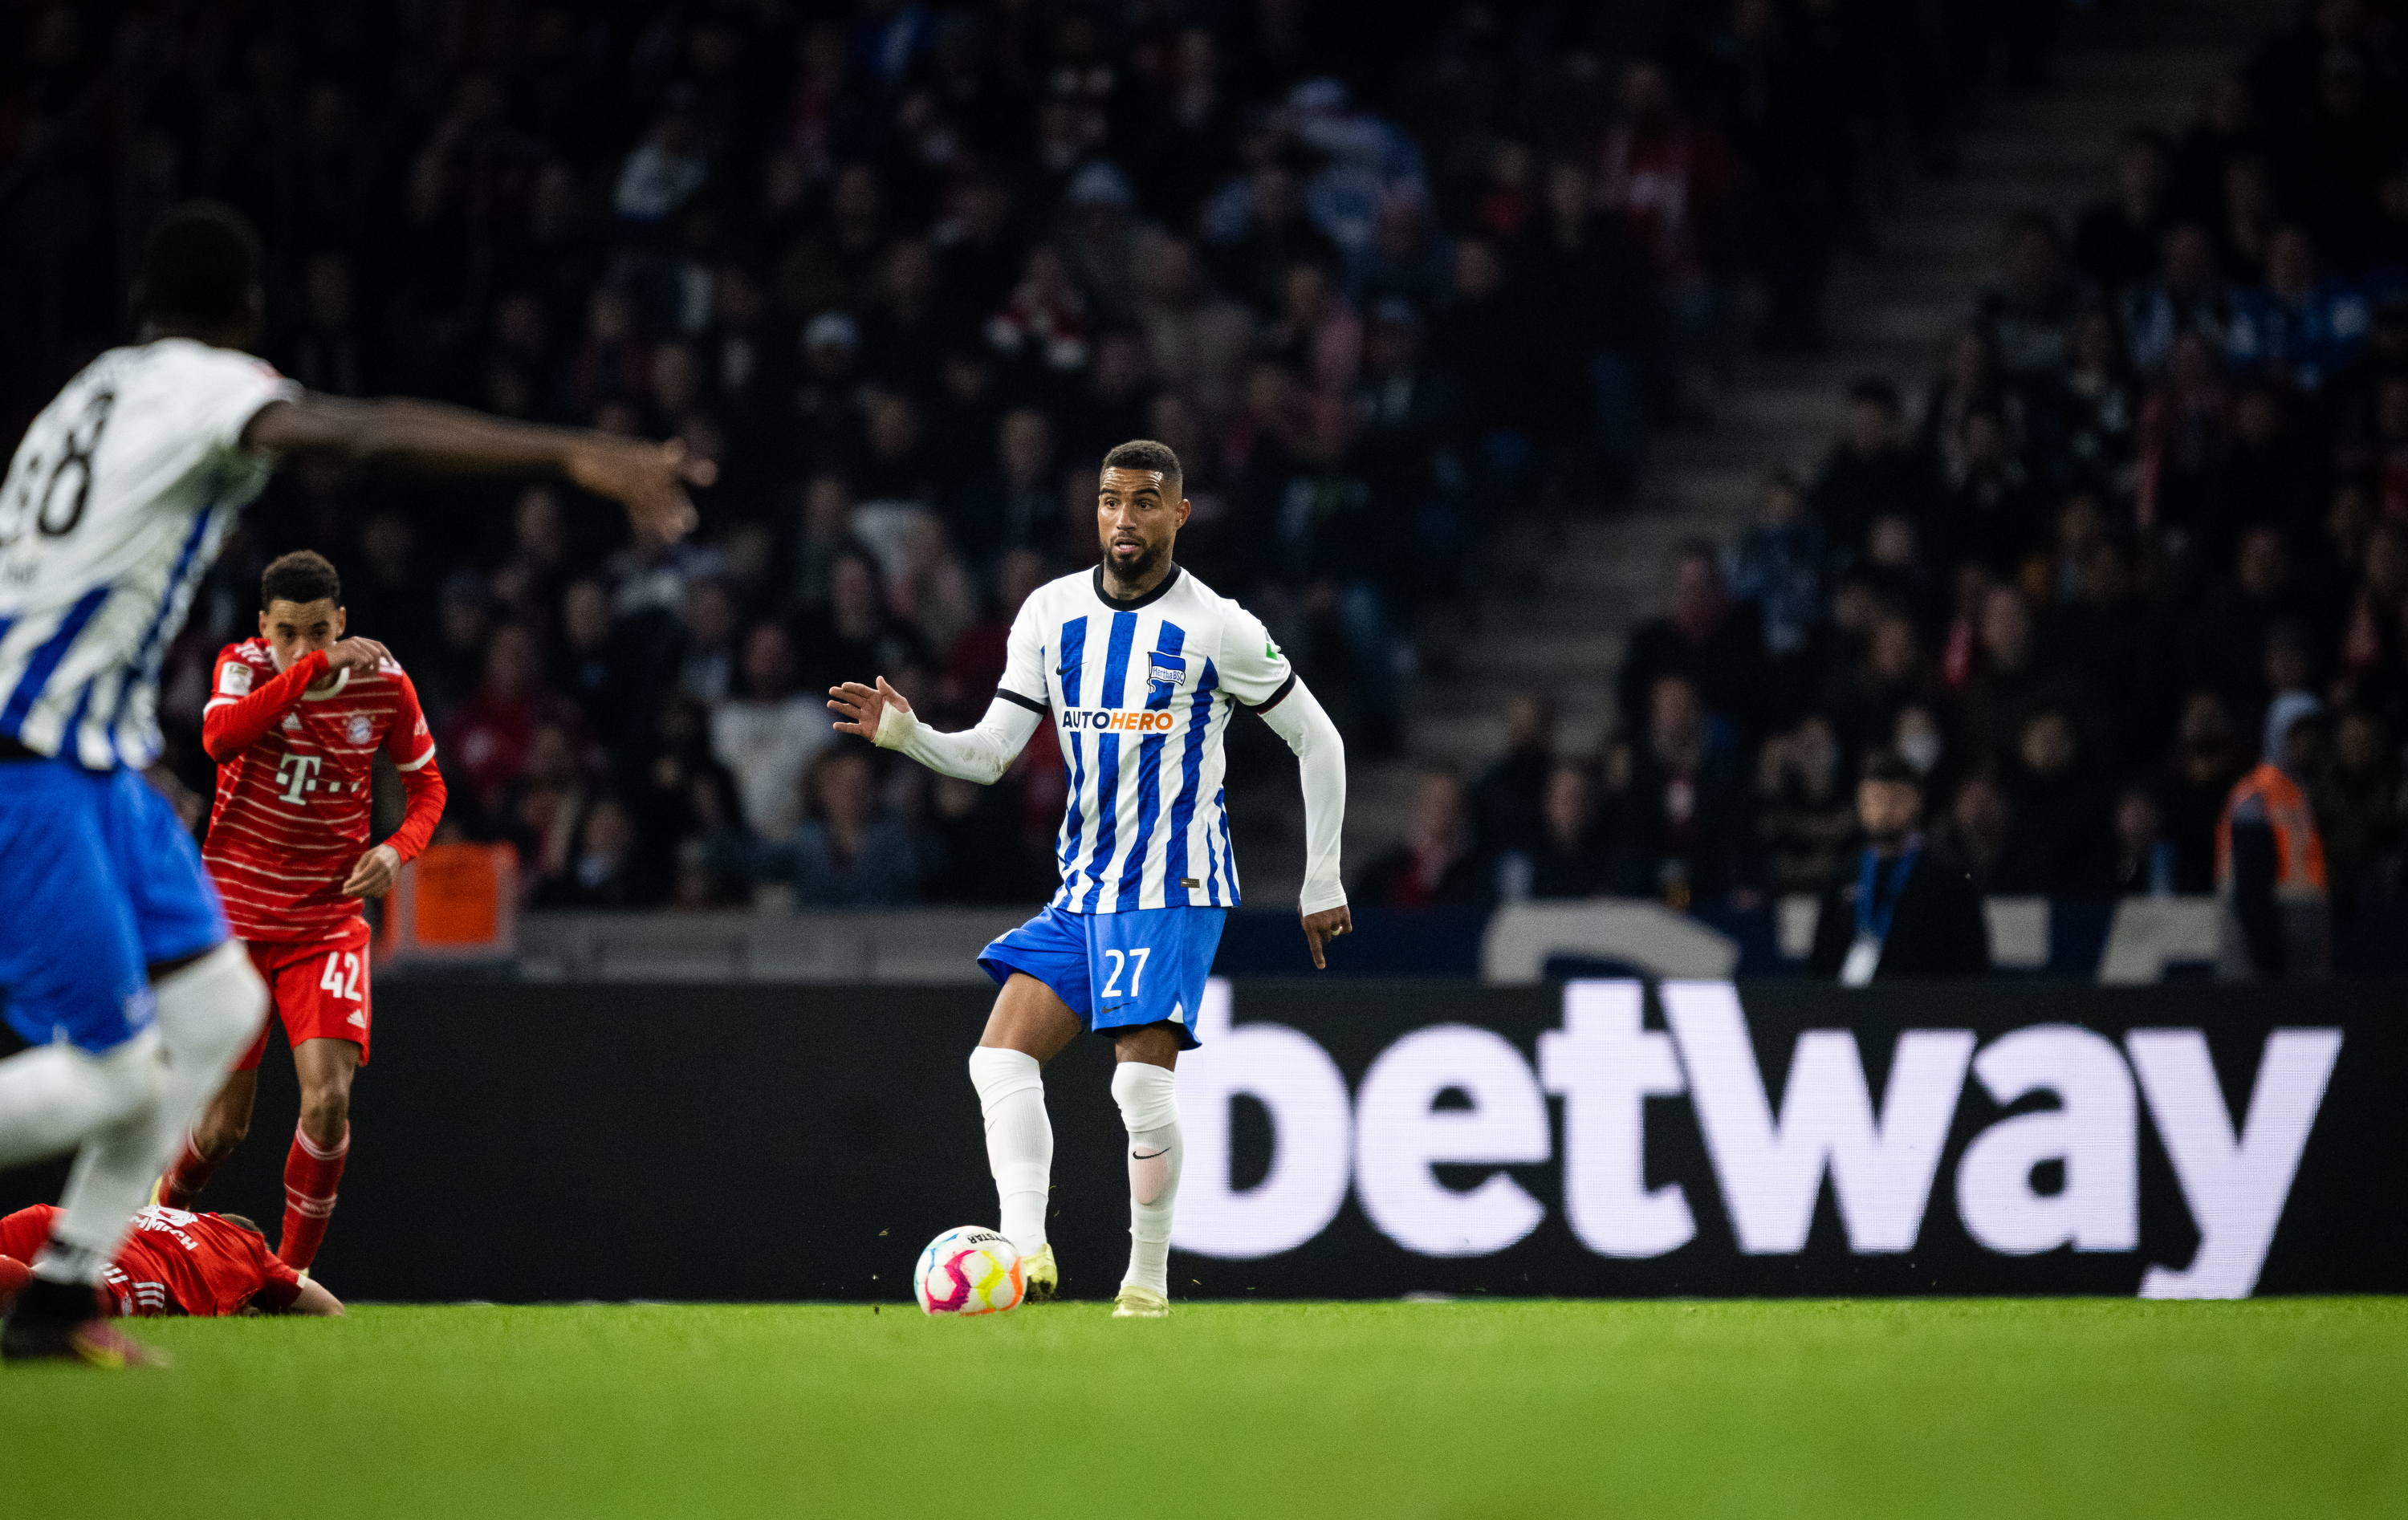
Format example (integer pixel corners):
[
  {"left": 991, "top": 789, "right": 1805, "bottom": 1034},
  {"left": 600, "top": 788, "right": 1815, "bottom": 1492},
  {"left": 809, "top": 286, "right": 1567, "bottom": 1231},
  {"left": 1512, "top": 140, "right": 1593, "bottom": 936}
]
[
  {"left": 978, "top": 902, "right": 1227, "bottom": 1049},
  {"left": 0, "top": 758, "right": 228, "bottom": 1053}
]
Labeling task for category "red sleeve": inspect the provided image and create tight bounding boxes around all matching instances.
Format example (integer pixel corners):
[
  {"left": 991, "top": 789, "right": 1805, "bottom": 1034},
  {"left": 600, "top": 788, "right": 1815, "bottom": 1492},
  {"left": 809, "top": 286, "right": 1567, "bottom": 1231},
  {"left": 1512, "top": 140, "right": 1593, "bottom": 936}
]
[
  {"left": 251, "top": 1250, "right": 304, "bottom": 1313},
  {"left": 202, "top": 648, "right": 328, "bottom": 762},
  {"left": 381, "top": 669, "right": 446, "bottom": 864},
  {"left": 0, "top": 1205, "right": 58, "bottom": 1262}
]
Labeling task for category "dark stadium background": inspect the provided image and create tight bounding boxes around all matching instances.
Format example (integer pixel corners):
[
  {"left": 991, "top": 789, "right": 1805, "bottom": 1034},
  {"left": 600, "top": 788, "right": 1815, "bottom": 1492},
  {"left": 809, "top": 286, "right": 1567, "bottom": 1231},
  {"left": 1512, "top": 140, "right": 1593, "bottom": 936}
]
[{"left": 3, "top": 0, "right": 2401, "bottom": 956}]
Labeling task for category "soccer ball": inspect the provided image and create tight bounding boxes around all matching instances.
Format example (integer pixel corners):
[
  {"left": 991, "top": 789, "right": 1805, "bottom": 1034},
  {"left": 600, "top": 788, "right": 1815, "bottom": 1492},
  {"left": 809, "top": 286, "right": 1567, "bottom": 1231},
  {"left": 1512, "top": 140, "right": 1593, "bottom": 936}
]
[{"left": 913, "top": 1226, "right": 1026, "bottom": 1316}]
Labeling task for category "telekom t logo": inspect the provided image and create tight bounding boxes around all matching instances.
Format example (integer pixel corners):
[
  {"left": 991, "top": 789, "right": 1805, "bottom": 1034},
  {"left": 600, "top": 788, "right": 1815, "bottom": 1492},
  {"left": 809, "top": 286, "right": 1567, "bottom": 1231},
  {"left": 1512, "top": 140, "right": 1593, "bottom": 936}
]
[{"left": 276, "top": 752, "right": 324, "bottom": 803}]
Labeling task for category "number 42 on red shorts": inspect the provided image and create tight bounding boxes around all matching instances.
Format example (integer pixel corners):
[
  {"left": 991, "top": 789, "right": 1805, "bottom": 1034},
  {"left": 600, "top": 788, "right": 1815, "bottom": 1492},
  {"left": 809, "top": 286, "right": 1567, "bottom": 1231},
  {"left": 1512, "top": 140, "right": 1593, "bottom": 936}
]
[{"left": 234, "top": 919, "right": 374, "bottom": 1072}]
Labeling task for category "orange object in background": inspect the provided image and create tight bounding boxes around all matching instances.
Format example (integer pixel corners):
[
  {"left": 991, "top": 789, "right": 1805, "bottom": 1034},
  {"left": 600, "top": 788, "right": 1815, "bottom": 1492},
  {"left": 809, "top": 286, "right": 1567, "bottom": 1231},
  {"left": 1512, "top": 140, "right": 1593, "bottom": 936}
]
[{"left": 381, "top": 842, "right": 519, "bottom": 962}]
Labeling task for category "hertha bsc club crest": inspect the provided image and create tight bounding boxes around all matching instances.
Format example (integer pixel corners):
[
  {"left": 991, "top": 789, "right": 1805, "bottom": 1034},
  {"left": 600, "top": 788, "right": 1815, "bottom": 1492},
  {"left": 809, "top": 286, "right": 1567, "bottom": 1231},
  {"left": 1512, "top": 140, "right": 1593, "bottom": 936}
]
[{"left": 347, "top": 714, "right": 373, "bottom": 745}]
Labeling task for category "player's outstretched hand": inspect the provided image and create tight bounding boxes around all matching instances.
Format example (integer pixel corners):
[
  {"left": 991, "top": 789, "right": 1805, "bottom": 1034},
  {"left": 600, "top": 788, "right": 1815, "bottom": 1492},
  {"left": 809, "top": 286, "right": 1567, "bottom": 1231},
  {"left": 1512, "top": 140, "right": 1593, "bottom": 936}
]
[
  {"left": 828, "top": 677, "right": 912, "bottom": 742},
  {"left": 1302, "top": 904, "right": 1352, "bottom": 970},
  {"left": 342, "top": 843, "right": 402, "bottom": 900},
  {"left": 565, "top": 436, "right": 714, "bottom": 545},
  {"left": 321, "top": 637, "right": 390, "bottom": 677}
]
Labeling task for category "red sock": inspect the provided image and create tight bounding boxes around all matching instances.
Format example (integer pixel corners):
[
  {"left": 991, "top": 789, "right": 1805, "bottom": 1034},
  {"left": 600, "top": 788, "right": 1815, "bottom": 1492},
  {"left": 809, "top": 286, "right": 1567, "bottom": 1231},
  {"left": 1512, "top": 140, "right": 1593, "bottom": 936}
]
[
  {"left": 160, "top": 1131, "right": 221, "bottom": 1210},
  {"left": 277, "top": 1123, "right": 348, "bottom": 1272}
]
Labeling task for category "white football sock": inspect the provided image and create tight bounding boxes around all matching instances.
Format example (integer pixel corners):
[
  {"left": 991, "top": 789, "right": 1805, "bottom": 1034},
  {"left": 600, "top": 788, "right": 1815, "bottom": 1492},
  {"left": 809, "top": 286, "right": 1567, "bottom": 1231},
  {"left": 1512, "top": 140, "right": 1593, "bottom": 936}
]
[
  {"left": 43, "top": 941, "right": 265, "bottom": 1286},
  {"left": 0, "top": 1031, "right": 161, "bottom": 1170},
  {"left": 1111, "top": 1062, "right": 1182, "bottom": 1297},
  {"left": 968, "top": 1047, "right": 1051, "bottom": 1255}
]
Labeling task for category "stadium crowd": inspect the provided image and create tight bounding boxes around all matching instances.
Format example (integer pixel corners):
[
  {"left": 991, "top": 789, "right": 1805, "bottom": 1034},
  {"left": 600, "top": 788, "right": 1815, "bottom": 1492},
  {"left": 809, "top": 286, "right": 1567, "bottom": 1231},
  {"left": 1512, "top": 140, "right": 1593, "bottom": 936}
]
[
  {"left": 1382, "top": 0, "right": 2408, "bottom": 955},
  {"left": 3, "top": 2, "right": 2401, "bottom": 937},
  {"left": 4, "top": 0, "right": 2025, "bottom": 910}
]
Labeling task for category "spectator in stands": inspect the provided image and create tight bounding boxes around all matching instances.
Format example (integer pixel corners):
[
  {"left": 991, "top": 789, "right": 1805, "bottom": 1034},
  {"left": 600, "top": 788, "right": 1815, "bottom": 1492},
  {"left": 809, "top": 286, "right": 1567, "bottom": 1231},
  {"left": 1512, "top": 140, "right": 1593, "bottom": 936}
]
[
  {"left": 1524, "top": 160, "right": 1652, "bottom": 490},
  {"left": 1208, "top": 159, "right": 1339, "bottom": 319},
  {"left": 2158, "top": 691, "right": 2247, "bottom": 892},
  {"left": 1976, "top": 211, "right": 2088, "bottom": 380},
  {"left": 529, "top": 797, "right": 653, "bottom": 910},
  {"left": 1997, "top": 707, "right": 2112, "bottom": 895},
  {"left": 442, "top": 623, "right": 569, "bottom": 830},
  {"left": 1811, "top": 378, "right": 1939, "bottom": 565},
  {"left": 1606, "top": 674, "right": 1756, "bottom": 909},
  {"left": 2218, "top": 707, "right": 2333, "bottom": 981},
  {"left": 2121, "top": 223, "right": 2231, "bottom": 375},
  {"left": 1617, "top": 542, "right": 1764, "bottom": 738},
  {"left": 670, "top": 576, "right": 742, "bottom": 710},
  {"left": 1356, "top": 770, "right": 1485, "bottom": 909},
  {"left": 2113, "top": 786, "right": 2178, "bottom": 896},
  {"left": 1758, "top": 714, "right": 1857, "bottom": 896},
  {"left": 1594, "top": 61, "right": 1735, "bottom": 410},
  {"left": 1919, "top": 331, "right": 2016, "bottom": 494},
  {"left": 1470, "top": 693, "right": 1556, "bottom": 862},
  {"left": 940, "top": 549, "right": 1049, "bottom": 724},
  {"left": 760, "top": 747, "right": 934, "bottom": 908},
  {"left": 1956, "top": 587, "right": 2059, "bottom": 770},
  {"left": 797, "top": 549, "right": 933, "bottom": 697},
  {"left": 950, "top": 409, "right": 1064, "bottom": 571},
  {"left": 1259, "top": 393, "right": 1401, "bottom": 753},
  {"left": 1507, "top": 762, "right": 1609, "bottom": 901},
  {"left": 1809, "top": 752, "right": 1992, "bottom": 982},
  {"left": 2074, "top": 130, "right": 2174, "bottom": 293},
  {"left": 1944, "top": 770, "right": 2014, "bottom": 884},
  {"left": 2225, "top": 226, "right": 2373, "bottom": 395},
  {"left": 712, "top": 625, "right": 829, "bottom": 841},
  {"left": 1137, "top": 237, "right": 1255, "bottom": 422},
  {"left": 1727, "top": 470, "right": 1829, "bottom": 723},
  {"left": 2312, "top": 708, "right": 2406, "bottom": 912},
  {"left": 1939, "top": 407, "right": 2040, "bottom": 573},
  {"left": 1428, "top": 237, "right": 1536, "bottom": 502}
]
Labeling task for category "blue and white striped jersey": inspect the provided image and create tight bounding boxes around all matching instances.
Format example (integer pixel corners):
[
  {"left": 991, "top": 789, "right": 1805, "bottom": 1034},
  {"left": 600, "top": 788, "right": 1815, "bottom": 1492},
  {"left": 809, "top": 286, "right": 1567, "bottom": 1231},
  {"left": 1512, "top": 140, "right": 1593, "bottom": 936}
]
[
  {"left": 1001, "top": 565, "right": 1294, "bottom": 912},
  {"left": 0, "top": 339, "right": 295, "bottom": 770}
]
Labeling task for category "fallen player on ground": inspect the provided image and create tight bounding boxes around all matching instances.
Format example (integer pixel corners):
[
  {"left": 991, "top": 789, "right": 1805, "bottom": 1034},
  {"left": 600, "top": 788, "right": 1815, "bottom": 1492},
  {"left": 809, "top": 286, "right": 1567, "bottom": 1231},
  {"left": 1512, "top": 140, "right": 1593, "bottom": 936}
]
[{"left": 0, "top": 1204, "right": 342, "bottom": 1331}]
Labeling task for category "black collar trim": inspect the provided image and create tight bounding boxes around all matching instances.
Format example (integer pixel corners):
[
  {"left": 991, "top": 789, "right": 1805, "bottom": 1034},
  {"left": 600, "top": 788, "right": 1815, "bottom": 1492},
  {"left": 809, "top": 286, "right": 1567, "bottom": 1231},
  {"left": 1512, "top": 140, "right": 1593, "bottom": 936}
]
[{"left": 1092, "top": 563, "right": 1182, "bottom": 612}]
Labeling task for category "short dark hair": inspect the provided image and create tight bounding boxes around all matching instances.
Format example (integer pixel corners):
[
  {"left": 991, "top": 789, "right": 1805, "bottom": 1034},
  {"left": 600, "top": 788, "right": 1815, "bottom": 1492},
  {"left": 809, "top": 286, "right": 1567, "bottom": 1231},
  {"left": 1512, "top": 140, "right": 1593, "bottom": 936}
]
[
  {"left": 134, "top": 201, "right": 262, "bottom": 329},
  {"left": 219, "top": 1213, "right": 264, "bottom": 1238},
  {"left": 261, "top": 550, "right": 342, "bottom": 610},
  {"left": 1101, "top": 439, "right": 1182, "bottom": 493},
  {"left": 1861, "top": 750, "right": 1924, "bottom": 790}
]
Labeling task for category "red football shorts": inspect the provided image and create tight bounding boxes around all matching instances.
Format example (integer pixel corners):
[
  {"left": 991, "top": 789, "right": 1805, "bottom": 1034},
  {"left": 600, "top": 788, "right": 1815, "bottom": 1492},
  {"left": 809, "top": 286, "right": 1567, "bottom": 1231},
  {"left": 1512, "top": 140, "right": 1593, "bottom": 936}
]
[{"left": 234, "top": 920, "right": 374, "bottom": 1071}]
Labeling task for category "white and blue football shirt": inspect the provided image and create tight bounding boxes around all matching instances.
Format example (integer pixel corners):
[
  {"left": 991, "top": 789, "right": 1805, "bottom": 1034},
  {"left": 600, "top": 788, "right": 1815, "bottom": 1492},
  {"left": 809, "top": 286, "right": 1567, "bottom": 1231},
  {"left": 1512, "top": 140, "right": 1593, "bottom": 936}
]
[
  {"left": 0, "top": 339, "right": 295, "bottom": 770},
  {"left": 999, "top": 565, "right": 1293, "bottom": 912}
]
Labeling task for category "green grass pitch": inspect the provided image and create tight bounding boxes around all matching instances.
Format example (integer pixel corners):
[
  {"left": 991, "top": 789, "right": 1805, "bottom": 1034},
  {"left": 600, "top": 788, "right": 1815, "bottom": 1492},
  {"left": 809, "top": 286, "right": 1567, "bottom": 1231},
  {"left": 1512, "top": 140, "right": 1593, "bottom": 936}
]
[{"left": 6, "top": 1299, "right": 2402, "bottom": 1518}]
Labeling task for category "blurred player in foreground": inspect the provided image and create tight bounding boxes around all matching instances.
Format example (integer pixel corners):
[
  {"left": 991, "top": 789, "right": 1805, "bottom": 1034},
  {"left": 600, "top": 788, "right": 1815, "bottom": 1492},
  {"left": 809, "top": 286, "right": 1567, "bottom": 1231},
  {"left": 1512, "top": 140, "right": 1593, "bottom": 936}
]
[
  {"left": 0, "top": 199, "right": 702, "bottom": 1367},
  {"left": 155, "top": 550, "right": 446, "bottom": 1274},
  {"left": 828, "top": 441, "right": 1349, "bottom": 1318},
  {"left": 1, "top": 1204, "right": 342, "bottom": 1334}
]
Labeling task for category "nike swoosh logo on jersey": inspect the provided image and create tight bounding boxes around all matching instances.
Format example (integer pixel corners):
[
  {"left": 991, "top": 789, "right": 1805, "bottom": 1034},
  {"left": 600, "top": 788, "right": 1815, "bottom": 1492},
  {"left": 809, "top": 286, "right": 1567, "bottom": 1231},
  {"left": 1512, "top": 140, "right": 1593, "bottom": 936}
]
[{"left": 1131, "top": 1148, "right": 1169, "bottom": 1160}]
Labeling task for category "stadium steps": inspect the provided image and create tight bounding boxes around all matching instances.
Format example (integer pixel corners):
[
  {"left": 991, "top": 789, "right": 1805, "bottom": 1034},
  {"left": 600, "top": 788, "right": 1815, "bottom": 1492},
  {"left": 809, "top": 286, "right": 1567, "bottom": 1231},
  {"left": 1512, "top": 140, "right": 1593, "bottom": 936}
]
[{"left": 1228, "top": 0, "right": 2284, "bottom": 901}]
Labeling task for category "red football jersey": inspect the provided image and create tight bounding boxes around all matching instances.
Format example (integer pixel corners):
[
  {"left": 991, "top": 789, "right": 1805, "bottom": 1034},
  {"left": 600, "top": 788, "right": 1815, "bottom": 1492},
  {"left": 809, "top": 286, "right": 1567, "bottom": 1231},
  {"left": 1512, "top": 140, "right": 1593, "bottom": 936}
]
[
  {"left": 0, "top": 1205, "right": 303, "bottom": 1317},
  {"left": 202, "top": 639, "right": 445, "bottom": 942}
]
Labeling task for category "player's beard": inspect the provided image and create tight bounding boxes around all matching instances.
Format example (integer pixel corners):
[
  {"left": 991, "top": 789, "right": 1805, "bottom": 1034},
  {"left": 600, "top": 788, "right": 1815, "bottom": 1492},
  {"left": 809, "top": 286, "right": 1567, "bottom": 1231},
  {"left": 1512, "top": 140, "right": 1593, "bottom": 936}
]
[{"left": 1106, "top": 533, "right": 1169, "bottom": 587}]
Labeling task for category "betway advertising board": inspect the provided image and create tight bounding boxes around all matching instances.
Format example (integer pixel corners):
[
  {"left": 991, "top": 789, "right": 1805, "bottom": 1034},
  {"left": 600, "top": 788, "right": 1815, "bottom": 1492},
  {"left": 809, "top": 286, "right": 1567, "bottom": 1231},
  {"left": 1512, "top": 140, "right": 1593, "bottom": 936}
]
[
  {"left": 16, "top": 981, "right": 2386, "bottom": 1303},
  {"left": 1168, "top": 980, "right": 2402, "bottom": 1299}
]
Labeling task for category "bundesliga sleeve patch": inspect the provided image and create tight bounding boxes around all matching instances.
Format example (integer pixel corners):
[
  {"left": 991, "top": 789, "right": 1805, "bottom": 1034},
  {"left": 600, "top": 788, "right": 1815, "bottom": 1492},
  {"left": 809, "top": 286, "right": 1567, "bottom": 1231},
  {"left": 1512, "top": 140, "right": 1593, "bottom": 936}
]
[{"left": 218, "top": 663, "right": 254, "bottom": 696}]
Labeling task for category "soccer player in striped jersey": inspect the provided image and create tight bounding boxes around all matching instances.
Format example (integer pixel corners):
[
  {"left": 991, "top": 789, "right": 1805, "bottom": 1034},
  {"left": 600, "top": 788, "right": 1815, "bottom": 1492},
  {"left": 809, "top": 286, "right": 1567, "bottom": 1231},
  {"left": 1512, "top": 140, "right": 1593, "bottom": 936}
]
[
  {"left": 828, "top": 439, "right": 1351, "bottom": 1319},
  {"left": 0, "top": 201, "right": 702, "bottom": 1366},
  {"left": 151, "top": 550, "right": 446, "bottom": 1274}
]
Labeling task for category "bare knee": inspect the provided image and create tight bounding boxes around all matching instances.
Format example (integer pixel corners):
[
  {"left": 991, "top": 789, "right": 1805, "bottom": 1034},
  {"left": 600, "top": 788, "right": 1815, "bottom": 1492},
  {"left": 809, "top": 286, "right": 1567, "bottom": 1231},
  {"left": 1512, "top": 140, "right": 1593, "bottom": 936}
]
[
  {"left": 298, "top": 1087, "right": 350, "bottom": 1149},
  {"left": 194, "top": 1109, "right": 250, "bottom": 1160}
]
